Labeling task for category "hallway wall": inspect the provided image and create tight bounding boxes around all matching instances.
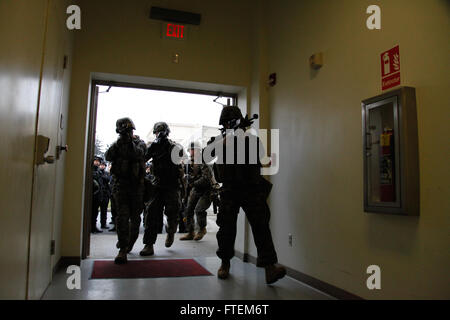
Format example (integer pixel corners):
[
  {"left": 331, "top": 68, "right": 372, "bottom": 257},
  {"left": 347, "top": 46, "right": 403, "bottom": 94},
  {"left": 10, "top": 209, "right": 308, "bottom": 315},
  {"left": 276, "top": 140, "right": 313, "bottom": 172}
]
[
  {"left": 62, "top": 0, "right": 254, "bottom": 258},
  {"left": 261, "top": 0, "right": 450, "bottom": 299},
  {"left": 0, "top": 0, "right": 74, "bottom": 299},
  {"left": 61, "top": 0, "right": 449, "bottom": 300}
]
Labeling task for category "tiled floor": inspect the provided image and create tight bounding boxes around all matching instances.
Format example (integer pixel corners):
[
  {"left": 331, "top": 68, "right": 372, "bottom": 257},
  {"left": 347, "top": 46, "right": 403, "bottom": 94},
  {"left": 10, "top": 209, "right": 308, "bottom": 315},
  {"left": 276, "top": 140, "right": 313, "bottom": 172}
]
[
  {"left": 43, "top": 257, "right": 333, "bottom": 300},
  {"left": 42, "top": 211, "right": 333, "bottom": 300}
]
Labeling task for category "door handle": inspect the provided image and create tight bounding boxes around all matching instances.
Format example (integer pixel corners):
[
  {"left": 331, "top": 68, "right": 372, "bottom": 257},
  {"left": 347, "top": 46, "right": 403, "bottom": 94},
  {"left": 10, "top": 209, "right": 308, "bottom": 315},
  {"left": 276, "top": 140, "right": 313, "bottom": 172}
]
[
  {"left": 57, "top": 144, "right": 68, "bottom": 152},
  {"left": 56, "top": 144, "right": 68, "bottom": 159}
]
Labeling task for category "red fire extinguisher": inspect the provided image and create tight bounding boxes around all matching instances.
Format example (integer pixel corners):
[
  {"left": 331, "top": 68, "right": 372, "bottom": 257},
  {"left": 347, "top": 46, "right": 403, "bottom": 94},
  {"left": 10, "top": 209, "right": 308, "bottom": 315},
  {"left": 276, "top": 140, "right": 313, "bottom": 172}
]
[{"left": 379, "top": 128, "right": 395, "bottom": 202}]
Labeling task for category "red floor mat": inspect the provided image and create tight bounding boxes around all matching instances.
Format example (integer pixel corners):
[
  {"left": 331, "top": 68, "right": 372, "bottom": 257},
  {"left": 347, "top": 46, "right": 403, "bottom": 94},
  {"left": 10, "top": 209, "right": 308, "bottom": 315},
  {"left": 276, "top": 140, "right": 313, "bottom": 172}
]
[{"left": 90, "top": 259, "right": 213, "bottom": 279}]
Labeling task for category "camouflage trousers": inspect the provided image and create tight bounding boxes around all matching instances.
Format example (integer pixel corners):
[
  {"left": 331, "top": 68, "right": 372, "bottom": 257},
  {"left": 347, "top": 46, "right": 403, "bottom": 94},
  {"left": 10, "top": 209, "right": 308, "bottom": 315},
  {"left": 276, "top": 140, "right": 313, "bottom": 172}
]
[
  {"left": 143, "top": 187, "right": 180, "bottom": 245},
  {"left": 112, "top": 181, "right": 144, "bottom": 250},
  {"left": 216, "top": 184, "right": 278, "bottom": 267},
  {"left": 184, "top": 189, "right": 211, "bottom": 233}
]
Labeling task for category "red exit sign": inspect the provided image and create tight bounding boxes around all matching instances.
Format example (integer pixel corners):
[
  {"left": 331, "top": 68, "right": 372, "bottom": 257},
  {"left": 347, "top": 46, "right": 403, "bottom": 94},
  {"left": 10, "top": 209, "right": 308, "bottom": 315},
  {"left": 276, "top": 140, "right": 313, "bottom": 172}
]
[{"left": 163, "top": 23, "right": 186, "bottom": 40}]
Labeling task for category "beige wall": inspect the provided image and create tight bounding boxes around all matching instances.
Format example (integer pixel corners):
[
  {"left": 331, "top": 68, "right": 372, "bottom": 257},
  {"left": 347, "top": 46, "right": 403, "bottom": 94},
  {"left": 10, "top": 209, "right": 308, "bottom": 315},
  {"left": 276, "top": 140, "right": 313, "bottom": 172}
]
[
  {"left": 61, "top": 0, "right": 449, "bottom": 299},
  {"left": 62, "top": 0, "right": 254, "bottom": 257},
  {"left": 262, "top": 0, "right": 450, "bottom": 299},
  {"left": 0, "top": 0, "right": 74, "bottom": 299}
]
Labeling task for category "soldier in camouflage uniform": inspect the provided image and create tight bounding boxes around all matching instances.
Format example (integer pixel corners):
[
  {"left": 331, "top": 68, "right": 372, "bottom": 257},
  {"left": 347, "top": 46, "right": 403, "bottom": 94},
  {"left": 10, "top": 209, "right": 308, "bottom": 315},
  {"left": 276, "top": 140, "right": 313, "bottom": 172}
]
[
  {"left": 91, "top": 156, "right": 104, "bottom": 233},
  {"left": 105, "top": 118, "right": 147, "bottom": 264},
  {"left": 177, "top": 161, "right": 188, "bottom": 233},
  {"left": 180, "top": 142, "right": 214, "bottom": 241},
  {"left": 98, "top": 160, "right": 111, "bottom": 229},
  {"left": 140, "top": 122, "right": 184, "bottom": 256},
  {"left": 108, "top": 173, "right": 117, "bottom": 232},
  {"left": 209, "top": 106, "right": 286, "bottom": 284}
]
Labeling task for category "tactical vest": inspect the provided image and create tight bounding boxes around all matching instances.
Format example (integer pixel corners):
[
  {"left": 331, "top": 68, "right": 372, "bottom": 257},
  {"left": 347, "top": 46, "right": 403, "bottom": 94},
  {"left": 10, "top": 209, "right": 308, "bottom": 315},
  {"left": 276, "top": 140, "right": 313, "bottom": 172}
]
[
  {"left": 213, "top": 135, "right": 261, "bottom": 185},
  {"left": 110, "top": 138, "right": 146, "bottom": 184},
  {"left": 149, "top": 139, "right": 181, "bottom": 187}
]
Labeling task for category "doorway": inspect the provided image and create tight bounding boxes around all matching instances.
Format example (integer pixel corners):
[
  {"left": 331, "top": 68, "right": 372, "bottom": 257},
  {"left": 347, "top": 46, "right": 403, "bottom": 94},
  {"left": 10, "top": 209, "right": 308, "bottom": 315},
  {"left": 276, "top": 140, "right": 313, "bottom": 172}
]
[{"left": 83, "top": 80, "right": 236, "bottom": 260}]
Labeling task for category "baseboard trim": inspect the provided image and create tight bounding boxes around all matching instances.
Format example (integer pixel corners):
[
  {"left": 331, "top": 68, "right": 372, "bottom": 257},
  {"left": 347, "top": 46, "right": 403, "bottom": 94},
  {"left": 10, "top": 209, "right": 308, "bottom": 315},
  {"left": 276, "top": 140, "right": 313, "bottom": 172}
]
[{"left": 235, "top": 251, "right": 362, "bottom": 300}]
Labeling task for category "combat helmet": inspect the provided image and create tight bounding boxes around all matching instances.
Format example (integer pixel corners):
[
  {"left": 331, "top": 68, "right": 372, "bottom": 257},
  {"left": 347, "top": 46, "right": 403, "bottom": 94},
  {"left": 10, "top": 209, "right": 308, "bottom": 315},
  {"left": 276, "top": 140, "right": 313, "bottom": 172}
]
[
  {"left": 219, "top": 106, "right": 243, "bottom": 126},
  {"left": 115, "top": 117, "right": 135, "bottom": 134},
  {"left": 153, "top": 122, "right": 170, "bottom": 135}
]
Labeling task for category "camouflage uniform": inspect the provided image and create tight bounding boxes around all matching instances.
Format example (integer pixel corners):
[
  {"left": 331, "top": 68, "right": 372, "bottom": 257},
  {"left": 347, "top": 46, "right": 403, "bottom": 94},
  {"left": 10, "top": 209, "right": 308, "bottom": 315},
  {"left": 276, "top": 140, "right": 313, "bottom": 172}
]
[
  {"left": 184, "top": 162, "right": 214, "bottom": 234},
  {"left": 211, "top": 106, "right": 285, "bottom": 283},
  {"left": 91, "top": 155, "right": 109, "bottom": 233},
  {"left": 213, "top": 134, "right": 278, "bottom": 267},
  {"left": 142, "top": 131, "right": 183, "bottom": 247},
  {"left": 98, "top": 165, "right": 111, "bottom": 228},
  {"left": 177, "top": 166, "right": 188, "bottom": 233},
  {"left": 91, "top": 164, "right": 102, "bottom": 232},
  {"left": 105, "top": 134, "right": 146, "bottom": 251},
  {"left": 108, "top": 175, "right": 117, "bottom": 231}
]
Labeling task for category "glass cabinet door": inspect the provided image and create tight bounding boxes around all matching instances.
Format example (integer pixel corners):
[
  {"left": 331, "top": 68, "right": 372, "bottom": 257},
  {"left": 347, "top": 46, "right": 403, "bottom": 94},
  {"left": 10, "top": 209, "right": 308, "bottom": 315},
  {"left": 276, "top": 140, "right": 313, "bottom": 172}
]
[
  {"left": 362, "top": 87, "right": 419, "bottom": 216},
  {"left": 364, "top": 96, "right": 401, "bottom": 209}
]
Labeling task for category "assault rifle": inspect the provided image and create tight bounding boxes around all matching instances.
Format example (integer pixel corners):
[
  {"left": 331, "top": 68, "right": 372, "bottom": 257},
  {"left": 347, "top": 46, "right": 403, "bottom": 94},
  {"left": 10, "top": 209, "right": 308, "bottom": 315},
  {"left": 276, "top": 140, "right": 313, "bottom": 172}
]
[
  {"left": 206, "top": 113, "right": 259, "bottom": 149},
  {"left": 219, "top": 113, "right": 259, "bottom": 136}
]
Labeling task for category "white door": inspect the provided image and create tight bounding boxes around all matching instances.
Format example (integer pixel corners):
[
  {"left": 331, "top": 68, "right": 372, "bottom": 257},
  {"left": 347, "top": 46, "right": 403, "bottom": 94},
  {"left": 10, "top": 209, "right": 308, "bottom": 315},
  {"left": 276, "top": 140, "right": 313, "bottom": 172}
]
[{"left": 27, "top": 0, "right": 70, "bottom": 300}]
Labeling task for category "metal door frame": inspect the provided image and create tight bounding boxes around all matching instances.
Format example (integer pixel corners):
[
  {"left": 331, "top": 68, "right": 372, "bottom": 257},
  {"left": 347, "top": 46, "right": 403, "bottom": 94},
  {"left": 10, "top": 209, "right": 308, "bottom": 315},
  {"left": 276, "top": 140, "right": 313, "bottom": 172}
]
[{"left": 82, "top": 78, "right": 237, "bottom": 259}]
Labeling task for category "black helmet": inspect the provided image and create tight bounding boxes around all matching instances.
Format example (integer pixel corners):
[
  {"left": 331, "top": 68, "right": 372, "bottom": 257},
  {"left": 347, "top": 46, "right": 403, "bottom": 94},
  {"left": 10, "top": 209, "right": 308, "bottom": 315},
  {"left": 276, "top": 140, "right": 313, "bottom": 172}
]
[
  {"left": 153, "top": 122, "right": 170, "bottom": 135},
  {"left": 93, "top": 155, "right": 103, "bottom": 162},
  {"left": 116, "top": 117, "right": 135, "bottom": 134},
  {"left": 219, "top": 106, "right": 243, "bottom": 126}
]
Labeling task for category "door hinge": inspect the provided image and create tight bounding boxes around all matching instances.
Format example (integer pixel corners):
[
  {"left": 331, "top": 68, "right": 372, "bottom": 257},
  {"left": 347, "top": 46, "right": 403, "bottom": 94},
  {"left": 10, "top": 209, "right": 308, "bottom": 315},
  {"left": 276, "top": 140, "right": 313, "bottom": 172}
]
[
  {"left": 50, "top": 240, "right": 55, "bottom": 255},
  {"left": 63, "top": 55, "right": 68, "bottom": 69}
]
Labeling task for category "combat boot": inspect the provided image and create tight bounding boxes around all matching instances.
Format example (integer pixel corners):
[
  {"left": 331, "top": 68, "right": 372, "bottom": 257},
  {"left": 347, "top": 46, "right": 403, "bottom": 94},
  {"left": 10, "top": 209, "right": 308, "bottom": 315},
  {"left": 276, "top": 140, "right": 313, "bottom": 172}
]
[
  {"left": 217, "top": 260, "right": 230, "bottom": 279},
  {"left": 165, "top": 233, "right": 175, "bottom": 247},
  {"left": 180, "top": 231, "right": 195, "bottom": 240},
  {"left": 194, "top": 228, "right": 207, "bottom": 241},
  {"left": 265, "top": 264, "right": 286, "bottom": 284},
  {"left": 114, "top": 249, "right": 127, "bottom": 264},
  {"left": 139, "top": 244, "right": 154, "bottom": 256}
]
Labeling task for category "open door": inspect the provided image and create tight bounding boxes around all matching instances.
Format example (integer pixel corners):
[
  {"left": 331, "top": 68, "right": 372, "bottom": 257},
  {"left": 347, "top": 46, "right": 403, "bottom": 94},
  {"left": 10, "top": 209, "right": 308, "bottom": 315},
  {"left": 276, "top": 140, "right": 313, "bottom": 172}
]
[
  {"left": 81, "top": 84, "right": 100, "bottom": 259},
  {"left": 27, "top": 0, "right": 69, "bottom": 300}
]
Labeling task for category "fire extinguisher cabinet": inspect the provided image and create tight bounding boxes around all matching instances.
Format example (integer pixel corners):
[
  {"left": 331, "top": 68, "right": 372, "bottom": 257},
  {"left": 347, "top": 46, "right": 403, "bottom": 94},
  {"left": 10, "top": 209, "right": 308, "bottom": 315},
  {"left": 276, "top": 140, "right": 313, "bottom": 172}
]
[{"left": 362, "top": 87, "right": 419, "bottom": 215}]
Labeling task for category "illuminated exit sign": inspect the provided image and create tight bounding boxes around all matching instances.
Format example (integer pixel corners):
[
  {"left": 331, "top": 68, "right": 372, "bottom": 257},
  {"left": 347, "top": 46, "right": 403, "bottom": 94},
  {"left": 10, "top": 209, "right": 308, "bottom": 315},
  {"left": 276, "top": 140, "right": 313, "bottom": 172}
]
[{"left": 163, "top": 22, "right": 187, "bottom": 40}]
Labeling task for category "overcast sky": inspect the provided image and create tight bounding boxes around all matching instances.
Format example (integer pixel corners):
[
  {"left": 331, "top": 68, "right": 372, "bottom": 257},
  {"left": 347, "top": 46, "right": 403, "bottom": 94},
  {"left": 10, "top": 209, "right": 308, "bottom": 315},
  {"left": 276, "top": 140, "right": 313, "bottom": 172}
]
[{"left": 95, "top": 85, "right": 225, "bottom": 150}]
